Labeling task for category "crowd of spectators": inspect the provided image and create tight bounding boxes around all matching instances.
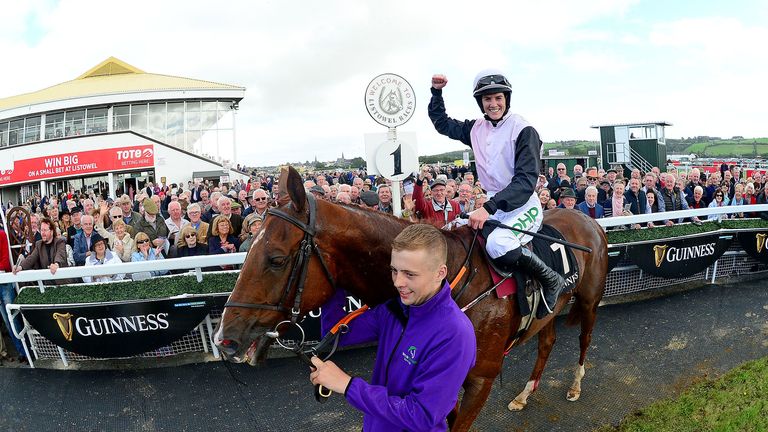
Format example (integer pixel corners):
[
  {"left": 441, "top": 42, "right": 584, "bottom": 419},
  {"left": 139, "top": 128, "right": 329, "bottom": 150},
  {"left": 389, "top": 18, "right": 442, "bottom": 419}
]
[{"left": 4, "top": 161, "right": 768, "bottom": 285}]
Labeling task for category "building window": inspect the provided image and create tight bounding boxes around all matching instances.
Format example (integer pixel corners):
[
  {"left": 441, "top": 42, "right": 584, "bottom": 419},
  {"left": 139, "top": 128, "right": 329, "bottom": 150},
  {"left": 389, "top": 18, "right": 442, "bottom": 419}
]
[
  {"left": 0, "top": 121, "right": 8, "bottom": 147},
  {"left": 131, "top": 104, "right": 148, "bottom": 135},
  {"left": 113, "top": 105, "right": 130, "bottom": 131},
  {"left": 148, "top": 102, "right": 166, "bottom": 141},
  {"left": 8, "top": 119, "right": 23, "bottom": 145},
  {"left": 23, "top": 116, "right": 40, "bottom": 143},
  {"left": 86, "top": 108, "right": 108, "bottom": 134},
  {"left": 65, "top": 110, "right": 85, "bottom": 136},
  {"left": 45, "top": 112, "right": 65, "bottom": 139}
]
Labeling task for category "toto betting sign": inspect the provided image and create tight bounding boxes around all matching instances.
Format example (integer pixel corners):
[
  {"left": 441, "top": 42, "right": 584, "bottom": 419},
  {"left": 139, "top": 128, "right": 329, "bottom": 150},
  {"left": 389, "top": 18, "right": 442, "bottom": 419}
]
[{"left": 0, "top": 144, "right": 155, "bottom": 186}]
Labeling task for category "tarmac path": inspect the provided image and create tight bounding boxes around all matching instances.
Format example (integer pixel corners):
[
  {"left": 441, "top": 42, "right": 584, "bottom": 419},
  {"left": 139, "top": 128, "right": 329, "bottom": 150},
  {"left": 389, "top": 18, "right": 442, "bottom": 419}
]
[{"left": 0, "top": 279, "right": 766, "bottom": 431}]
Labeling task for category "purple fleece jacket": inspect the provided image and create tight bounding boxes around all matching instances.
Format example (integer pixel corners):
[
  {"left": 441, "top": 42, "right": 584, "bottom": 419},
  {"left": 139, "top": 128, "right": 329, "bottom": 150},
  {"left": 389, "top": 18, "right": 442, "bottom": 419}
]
[{"left": 321, "top": 282, "right": 476, "bottom": 431}]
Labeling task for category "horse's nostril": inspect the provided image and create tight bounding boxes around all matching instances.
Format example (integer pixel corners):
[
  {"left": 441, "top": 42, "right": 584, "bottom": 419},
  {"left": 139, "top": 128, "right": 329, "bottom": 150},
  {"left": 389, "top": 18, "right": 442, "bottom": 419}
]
[{"left": 221, "top": 339, "right": 232, "bottom": 346}]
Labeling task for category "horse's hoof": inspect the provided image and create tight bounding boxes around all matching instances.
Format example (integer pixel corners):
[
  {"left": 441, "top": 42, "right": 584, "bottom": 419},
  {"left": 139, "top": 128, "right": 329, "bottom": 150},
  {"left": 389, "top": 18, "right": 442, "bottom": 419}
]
[
  {"left": 507, "top": 399, "right": 527, "bottom": 411},
  {"left": 566, "top": 389, "right": 581, "bottom": 401}
]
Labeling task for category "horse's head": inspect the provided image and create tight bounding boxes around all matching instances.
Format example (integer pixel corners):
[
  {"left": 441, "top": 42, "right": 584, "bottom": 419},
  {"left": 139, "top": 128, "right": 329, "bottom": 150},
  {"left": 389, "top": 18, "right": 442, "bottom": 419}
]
[{"left": 214, "top": 166, "right": 337, "bottom": 364}]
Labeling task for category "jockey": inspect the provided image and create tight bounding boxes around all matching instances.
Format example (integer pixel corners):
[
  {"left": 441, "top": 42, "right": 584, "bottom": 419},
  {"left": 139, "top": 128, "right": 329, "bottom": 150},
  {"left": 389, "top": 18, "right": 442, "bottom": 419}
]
[{"left": 428, "top": 70, "right": 565, "bottom": 313}]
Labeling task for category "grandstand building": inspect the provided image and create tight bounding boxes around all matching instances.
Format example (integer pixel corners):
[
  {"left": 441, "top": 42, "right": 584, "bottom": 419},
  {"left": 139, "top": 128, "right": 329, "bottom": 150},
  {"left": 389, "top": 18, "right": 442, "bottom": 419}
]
[{"left": 0, "top": 57, "right": 247, "bottom": 204}]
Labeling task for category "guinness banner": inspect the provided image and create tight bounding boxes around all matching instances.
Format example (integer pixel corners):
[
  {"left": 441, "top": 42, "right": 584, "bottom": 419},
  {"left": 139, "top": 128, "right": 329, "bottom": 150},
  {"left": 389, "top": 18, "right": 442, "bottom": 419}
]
[
  {"left": 607, "top": 246, "right": 626, "bottom": 272},
  {"left": 22, "top": 297, "right": 213, "bottom": 357},
  {"left": 738, "top": 231, "right": 768, "bottom": 264},
  {"left": 627, "top": 233, "right": 733, "bottom": 278}
]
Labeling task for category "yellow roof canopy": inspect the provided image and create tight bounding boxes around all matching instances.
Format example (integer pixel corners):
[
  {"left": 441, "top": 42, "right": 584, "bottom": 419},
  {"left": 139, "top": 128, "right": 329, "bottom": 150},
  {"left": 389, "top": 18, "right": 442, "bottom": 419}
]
[{"left": 0, "top": 57, "right": 244, "bottom": 112}]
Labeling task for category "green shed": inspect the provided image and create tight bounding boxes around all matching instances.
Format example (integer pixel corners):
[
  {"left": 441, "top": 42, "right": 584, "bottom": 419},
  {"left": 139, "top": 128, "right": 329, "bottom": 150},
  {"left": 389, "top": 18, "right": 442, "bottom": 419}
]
[{"left": 591, "top": 121, "right": 671, "bottom": 176}]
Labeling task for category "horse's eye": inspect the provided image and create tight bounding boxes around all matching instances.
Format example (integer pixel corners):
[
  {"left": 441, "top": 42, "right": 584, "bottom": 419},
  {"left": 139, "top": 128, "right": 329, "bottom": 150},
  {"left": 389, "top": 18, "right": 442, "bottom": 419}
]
[{"left": 269, "top": 256, "right": 287, "bottom": 268}]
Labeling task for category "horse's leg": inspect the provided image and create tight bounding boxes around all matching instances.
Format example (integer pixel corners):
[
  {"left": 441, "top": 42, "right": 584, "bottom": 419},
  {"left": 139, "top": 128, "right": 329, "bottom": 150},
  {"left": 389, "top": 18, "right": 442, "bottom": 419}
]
[
  {"left": 452, "top": 373, "right": 497, "bottom": 432},
  {"left": 508, "top": 320, "right": 556, "bottom": 411},
  {"left": 567, "top": 297, "right": 599, "bottom": 402}
]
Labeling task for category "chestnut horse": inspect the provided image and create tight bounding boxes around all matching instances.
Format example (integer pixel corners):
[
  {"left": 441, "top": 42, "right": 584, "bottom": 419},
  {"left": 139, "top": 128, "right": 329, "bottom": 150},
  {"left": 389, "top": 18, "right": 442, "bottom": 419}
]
[{"left": 215, "top": 167, "right": 608, "bottom": 431}]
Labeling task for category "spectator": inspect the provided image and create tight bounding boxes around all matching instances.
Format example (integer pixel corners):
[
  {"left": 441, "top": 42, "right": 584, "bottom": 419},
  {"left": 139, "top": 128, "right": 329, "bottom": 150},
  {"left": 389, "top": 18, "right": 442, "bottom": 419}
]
[
  {"left": 337, "top": 192, "right": 352, "bottom": 205},
  {"left": 538, "top": 188, "right": 551, "bottom": 208},
  {"left": 13, "top": 218, "right": 69, "bottom": 283},
  {"left": 309, "top": 185, "right": 326, "bottom": 201},
  {"left": 118, "top": 194, "right": 142, "bottom": 230},
  {"left": 376, "top": 185, "right": 394, "bottom": 214},
  {"left": 135, "top": 198, "right": 170, "bottom": 254},
  {"left": 208, "top": 215, "right": 240, "bottom": 255},
  {"left": 413, "top": 176, "right": 460, "bottom": 228},
  {"left": 577, "top": 186, "right": 604, "bottom": 219},
  {"left": 82, "top": 234, "right": 124, "bottom": 283},
  {"left": 474, "top": 193, "right": 488, "bottom": 211},
  {"left": 202, "top": 191, "right": 222, "bottom": 222},
  {"left": 73, "top": 214, "right": 97, "bottom": 266},
  {"left": 659, "top": 173, "right": 692, "bottom": 226},
  {"left": 574, "top": 177, "right": 587, "bottom": 202},
  {"left": 602, "top": 180, "right": 631, "bottom": 218},
  {"left": 243, "top": 188, "right": 270, "bottom": 219},
  {"left": 81, "top": 198, "right": 95, "bottom": 217},
  {"left": 239, "top": 214, "right": 263, "bottom": 253},
  {"left": 94, "top": 216, "right": 134, "bottom": 263},
  {"left": 552, "top": 180, "right": 571, "bottom": 203},
  {"left": 165, "top": 201, "right": 189, "bottom": 245},
  {"left": 131, "top": 232, "right": 168, "bottom": 277},
  {"left": 66, "top": 207, "right": 83, "bottom": 247},
  {"left": 557, "top": 188, "right": 577, "bottom": 209},
  {"left": 359, "top": 190, "right": 379, "bottom": 209},
  {"left": 30, "top": 213, "right": 42, "bottom": 243},
  {"left": 547, "top": 163, "right": 569, "bottom": 194},
  {"left": 730, "top": 184, "right": 747, "bottom": 218},
  {"left": 606, "top": 169, "right": 618, "bottom": 184},
  {"left": 171, "top": 225, "right": 209, "bottom": 259},
  {"left": 687, "top": 186, "right": 708, "bottom": 209},
  {"left": 186, "top": 203, "right": 209, "bottom": 245},
  {"left": 624, "top": 178, "right": 648, "bottom": 215},
  {"left": 206, "top": 197, "right": 243, "bottom": 239},
  {"left": 598, "top": 179, "right": 612, "bottom": 202},
  {"left": 757, "top": 183, "right": 768, "bottom": 220},
  {"left": 349, "top": 186, "right": 361, "bottom": 205},
  {"left": 0, "top": 223, "right": 26, "bottom": 360},
  {"left": 573, "top": 164, "right": 584, "bottom": 180},
  {"left": 646, "top": 190, "right": 662, "bottom": 214},
  {"left": 708, "top": 190, "right": 729, "bottom": 220},
  {"left": 546, "top": 198, "right": 557, "bottom": 210}
]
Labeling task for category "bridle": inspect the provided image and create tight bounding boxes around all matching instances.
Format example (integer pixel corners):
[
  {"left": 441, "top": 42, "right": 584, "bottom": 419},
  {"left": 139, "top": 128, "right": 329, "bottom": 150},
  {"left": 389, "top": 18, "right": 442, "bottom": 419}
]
[
  {"left": 223, "top": 193, "right": 337, "bottom": 402},
  {"left": 224, "top": 193, "right": 335, "bottom": 326}
]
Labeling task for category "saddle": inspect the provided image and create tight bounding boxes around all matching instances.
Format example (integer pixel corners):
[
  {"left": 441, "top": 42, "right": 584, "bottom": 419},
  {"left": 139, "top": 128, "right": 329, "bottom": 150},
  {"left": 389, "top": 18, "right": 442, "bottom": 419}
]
[{"left": 481, "top": 224, "right": 579, "bottom": 324}]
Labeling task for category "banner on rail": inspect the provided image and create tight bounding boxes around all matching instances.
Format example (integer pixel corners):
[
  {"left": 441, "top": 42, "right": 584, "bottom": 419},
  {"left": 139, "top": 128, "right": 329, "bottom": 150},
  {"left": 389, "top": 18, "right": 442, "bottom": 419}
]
[
  {"left": 21, "top": 297, "right": 212, "bottom": 357},
  {"left": 626, "top": 233, "right": 734, "bottom": 278},
  {"left": 738, "top": 230, "right": 768, "bottom": 264}
]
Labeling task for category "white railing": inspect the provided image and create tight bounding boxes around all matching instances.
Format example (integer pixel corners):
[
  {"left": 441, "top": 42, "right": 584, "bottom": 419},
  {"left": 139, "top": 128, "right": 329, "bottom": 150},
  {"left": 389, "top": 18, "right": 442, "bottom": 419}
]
[
  {"left": 596, "top": 204, "right": 768, "bottom": 229},
  {"left": 0, "top": 253, "right": 247, "bottom": 289}
]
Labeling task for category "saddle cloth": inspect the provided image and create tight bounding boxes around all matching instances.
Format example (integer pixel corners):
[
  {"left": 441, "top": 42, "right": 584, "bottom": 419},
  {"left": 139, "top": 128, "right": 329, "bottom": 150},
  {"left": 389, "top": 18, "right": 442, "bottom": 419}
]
[{"left": 482, "top": 224, "right": 579, "bottom": 318}]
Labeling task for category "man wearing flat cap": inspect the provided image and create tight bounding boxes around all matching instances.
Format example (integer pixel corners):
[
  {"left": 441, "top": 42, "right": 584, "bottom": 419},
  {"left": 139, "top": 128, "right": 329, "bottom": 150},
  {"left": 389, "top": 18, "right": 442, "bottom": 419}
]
[
  {"left": 414, "top": 173, "right": 460, "bottom": 228},
  {"left": 557, "top": 188, "right": 577, "bottom": 209},
  {"left": 359, "top": 190, "right": 379, "bottom": 209},
  {"left": 136, "top": 197, "right": 170, "bottom": 253}
]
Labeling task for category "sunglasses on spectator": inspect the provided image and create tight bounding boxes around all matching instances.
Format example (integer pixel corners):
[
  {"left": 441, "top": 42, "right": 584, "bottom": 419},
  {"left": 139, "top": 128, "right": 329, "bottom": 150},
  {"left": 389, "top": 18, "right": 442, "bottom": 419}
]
[
  {"left": 253, "top": 197, "right": 267, "bottom": 201},
  {"left": 557, "top": 168, "right": 566, "bottom": 171},
  {"left": 587, "top": 177, "right": 597, "bottom": 181},
  {"left": 185, "top": 233, "right": 197, "bottom": 239},
  {"left": 136, "top": 239, "right": 150, "bottom": 245},
  {"left": 111, "top": 215, "right": 122, "bottom": 219}
]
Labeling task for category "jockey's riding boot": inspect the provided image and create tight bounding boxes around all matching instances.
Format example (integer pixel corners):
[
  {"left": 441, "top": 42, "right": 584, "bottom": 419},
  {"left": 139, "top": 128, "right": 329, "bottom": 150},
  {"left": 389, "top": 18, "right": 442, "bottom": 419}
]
[{"left": 515, "top": 248, "right": 566, "bottom": 314}]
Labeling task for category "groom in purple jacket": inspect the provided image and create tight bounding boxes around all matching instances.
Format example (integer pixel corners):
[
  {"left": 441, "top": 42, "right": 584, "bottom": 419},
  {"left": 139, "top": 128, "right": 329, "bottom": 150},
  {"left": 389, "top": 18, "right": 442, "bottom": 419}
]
[{"left": 310, "top": 223, "right": 476, "bottom": 431}]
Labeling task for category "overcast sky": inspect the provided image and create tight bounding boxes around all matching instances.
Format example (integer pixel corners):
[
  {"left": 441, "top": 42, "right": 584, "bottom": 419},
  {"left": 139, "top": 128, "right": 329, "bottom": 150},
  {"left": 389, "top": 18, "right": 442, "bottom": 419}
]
[{"left": 1, "top": 0, "right": 766, "bottom": 166}]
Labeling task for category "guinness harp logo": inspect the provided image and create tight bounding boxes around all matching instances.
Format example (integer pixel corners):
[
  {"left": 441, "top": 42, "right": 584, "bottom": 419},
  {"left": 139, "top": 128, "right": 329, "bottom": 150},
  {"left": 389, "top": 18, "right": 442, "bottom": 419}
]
[
  {"left": 53, "top": 313, "right": 74, "bottom": 342},
  {"left": 757, "top": 233, "right": 767, "bottom": 254},
  {"left": 653, "top": 245, "right": 668, "bottom": 268}
]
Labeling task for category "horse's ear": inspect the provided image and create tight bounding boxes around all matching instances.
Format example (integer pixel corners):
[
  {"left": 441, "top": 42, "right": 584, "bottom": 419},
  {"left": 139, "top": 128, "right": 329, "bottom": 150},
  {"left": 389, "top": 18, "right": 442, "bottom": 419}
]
[{"left": 283, "top": 166, "right": 306, "bottom": 212}]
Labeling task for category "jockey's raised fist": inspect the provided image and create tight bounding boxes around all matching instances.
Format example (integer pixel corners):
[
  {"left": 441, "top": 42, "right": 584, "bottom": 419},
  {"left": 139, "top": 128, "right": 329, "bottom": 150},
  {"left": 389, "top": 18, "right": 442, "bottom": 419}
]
[{"left": 431, "top": 74, "right": 448, "bottom": 90}]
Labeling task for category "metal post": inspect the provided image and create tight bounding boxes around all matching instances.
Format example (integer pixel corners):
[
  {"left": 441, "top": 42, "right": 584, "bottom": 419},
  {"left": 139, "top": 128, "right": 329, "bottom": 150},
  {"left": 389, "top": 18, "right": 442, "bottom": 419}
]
[
  {"left": 108, "top": 172, "right": 115, "bottom": 199},
  {"left": 205, "top": 315, "right": 221, "bottom": 359}
]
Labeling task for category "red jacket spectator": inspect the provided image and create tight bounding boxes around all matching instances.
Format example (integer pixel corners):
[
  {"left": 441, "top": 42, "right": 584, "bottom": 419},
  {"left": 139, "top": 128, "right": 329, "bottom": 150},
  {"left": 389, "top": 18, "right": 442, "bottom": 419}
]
[{"left": 414, "top": 179, "right": 460, "bottom": 228}]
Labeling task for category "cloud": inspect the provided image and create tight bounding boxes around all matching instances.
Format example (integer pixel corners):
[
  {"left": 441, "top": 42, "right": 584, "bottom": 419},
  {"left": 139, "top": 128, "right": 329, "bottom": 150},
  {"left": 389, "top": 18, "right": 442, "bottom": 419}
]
[{"left": 1, "top": 0, "right": 765, "bottom": 166}]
